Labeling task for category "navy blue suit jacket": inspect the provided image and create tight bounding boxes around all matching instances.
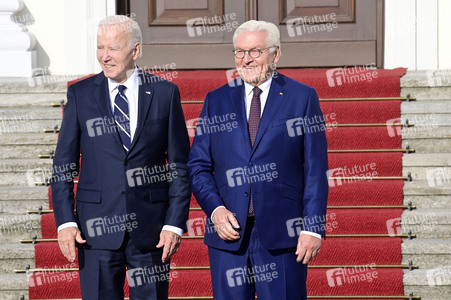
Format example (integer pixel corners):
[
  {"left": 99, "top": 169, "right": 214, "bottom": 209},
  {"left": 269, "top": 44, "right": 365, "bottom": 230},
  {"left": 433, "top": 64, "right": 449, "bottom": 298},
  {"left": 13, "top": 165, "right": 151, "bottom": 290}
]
[
  {"left": 187, "top": 72, "right": 329, "bottom": 252},
  {"left": 51, "top": 70, "right": 191, "bottom": 250}
]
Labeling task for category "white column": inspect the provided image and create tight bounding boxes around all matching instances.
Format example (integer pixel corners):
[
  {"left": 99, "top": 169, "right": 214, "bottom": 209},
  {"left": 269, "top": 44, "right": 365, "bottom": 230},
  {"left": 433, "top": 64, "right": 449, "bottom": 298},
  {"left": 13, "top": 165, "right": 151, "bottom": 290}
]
[
  {"left": 0, "top": 0, "right": 36, "bottom": 77},
  {"left": 384, "top": 0, "right": 416, "bottom": 70}
]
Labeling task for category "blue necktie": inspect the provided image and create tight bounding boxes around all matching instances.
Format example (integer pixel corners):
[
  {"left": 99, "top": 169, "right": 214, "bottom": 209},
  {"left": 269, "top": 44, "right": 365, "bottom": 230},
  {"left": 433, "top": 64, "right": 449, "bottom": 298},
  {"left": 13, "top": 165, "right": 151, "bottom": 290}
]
[{"left": 114, "top": 85, "right": 131, "bottom": 151}]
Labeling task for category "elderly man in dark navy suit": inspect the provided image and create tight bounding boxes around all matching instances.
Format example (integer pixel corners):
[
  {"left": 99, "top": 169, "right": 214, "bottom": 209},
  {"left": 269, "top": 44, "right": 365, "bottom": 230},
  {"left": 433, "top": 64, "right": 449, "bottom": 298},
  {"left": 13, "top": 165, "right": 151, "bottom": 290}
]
[{"left": 51, "top": 15, "right": 190, "bottom": 300}]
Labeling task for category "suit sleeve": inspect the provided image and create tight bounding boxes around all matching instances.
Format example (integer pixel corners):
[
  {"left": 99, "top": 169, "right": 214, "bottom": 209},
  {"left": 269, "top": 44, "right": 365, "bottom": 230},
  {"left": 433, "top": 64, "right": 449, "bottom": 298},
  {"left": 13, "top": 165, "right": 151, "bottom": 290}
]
[
  {"left": 302, "top": 88, "right": 329, "bottom": 237},
  {"left": 51, "top": 85, "right": 81, "bottom": 228},
  {"left": 164, "top": 85, "right": 191, "bottom": 232},
  {"left": 187, "top": 93, "right": 225, "bottom": 218}
]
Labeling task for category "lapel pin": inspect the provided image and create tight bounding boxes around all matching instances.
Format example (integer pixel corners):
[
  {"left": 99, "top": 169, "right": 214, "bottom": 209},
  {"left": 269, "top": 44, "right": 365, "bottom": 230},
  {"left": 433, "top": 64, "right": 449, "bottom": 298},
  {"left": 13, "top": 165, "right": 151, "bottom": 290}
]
[
  {"left": 146, "top": 91, "right": 151, "bottom": 95},
  {"left": 279, "top": 92, "right": 283, "bottom": 95}
]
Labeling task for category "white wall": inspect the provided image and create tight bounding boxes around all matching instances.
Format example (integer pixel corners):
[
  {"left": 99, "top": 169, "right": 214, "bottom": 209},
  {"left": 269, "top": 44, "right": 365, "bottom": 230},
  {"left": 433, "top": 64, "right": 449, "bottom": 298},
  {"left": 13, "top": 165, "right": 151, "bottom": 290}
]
[
  {"left": 385, "top": 0, "right": 451, "bottom": 70},
  {"left": 23, "top": 0, "right": 115, "bottom": 75}
]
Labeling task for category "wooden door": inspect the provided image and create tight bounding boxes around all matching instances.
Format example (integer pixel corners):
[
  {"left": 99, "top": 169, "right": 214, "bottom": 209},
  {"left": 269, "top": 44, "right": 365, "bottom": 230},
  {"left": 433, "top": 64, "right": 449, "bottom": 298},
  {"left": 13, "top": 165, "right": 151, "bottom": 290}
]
[{"left": 129, "top": 0, "right": 384, "bottom": 69}]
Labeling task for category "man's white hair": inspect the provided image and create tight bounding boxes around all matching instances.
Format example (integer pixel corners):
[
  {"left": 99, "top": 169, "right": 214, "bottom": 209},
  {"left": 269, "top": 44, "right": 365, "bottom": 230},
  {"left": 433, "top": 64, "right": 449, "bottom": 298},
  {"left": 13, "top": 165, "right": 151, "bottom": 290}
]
[
  {"left": 233, "top": 20, "right": 281, "bottom": 53},
  {"left": 98, "top": 15, "right": 142, "bottom": 57}
]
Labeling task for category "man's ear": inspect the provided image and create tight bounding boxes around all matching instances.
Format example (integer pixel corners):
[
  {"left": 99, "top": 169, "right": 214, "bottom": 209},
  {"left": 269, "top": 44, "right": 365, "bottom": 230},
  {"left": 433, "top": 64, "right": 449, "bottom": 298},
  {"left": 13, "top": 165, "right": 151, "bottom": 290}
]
[
  {"left": 133, "top": 42, "right": 141, "bottom": 60},
  {"left": 273, "top": 47, "right": 281, "bottom": 64}
]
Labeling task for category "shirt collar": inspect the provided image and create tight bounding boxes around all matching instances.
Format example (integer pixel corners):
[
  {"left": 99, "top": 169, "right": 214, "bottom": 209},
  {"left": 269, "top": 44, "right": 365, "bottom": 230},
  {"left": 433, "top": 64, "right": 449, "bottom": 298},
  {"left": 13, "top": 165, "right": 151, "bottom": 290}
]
[
  {"left": 244, "top": 73, "right": 274, "bottom": 96},
  {"left": 108, "top": 66, "right": 139, "bottom": 94}
]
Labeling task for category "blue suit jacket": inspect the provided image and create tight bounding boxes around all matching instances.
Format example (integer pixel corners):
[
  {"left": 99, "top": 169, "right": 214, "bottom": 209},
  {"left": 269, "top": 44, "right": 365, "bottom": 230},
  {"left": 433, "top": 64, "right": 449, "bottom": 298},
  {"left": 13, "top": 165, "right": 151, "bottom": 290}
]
[
  {"left": 187, "top": 72, "right": 329, "bottom": 251},
  {"left": 51, "top": 70, "right": 191, "bottom": 250}
]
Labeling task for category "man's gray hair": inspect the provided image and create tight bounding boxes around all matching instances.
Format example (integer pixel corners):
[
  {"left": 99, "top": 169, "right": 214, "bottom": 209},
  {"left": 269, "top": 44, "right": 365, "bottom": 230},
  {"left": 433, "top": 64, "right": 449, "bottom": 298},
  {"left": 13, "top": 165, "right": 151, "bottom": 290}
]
[
  {"left": 98, "top": 15, "right": 142, "bottom": 57},
  {"left": 233, "top": 20, "right": 281, "bottom": 53}
]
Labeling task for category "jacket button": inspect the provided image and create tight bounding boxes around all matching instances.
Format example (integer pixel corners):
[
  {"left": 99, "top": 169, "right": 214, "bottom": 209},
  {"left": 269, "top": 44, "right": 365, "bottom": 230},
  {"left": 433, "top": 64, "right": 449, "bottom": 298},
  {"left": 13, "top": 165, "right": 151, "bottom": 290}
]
[
  {"left": 121, "top": 191, "right": 126, "bottom": 196},
  {"left": 124, "top": 161, "right": 130, "bottom": 166},
  {"left": 244, "top": 192, "right": 248, "bottom": 197}
]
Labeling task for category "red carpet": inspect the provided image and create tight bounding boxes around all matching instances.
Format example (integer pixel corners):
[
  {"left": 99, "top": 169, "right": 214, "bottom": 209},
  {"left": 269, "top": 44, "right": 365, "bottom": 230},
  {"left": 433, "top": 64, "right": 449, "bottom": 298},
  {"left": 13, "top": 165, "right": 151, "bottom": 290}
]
[
  {"left": 182, "top": 100, "right": 402, "bottom": 124},
  {"left": 31, "top": 68, "right": 408, "bottom": 299},
  {"left": 155, "top": 68, "right": 406, "bottom": 100}
]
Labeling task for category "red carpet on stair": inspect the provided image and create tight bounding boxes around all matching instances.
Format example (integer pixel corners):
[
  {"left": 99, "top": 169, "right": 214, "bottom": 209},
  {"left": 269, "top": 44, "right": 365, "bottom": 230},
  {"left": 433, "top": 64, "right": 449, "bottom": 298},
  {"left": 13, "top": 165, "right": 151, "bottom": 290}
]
[
  {"left": 182, "top": 100, "right": 402, "bottom": 124},
  {"left": 31, "top": 68, "right": 408, "bottom": 299}
]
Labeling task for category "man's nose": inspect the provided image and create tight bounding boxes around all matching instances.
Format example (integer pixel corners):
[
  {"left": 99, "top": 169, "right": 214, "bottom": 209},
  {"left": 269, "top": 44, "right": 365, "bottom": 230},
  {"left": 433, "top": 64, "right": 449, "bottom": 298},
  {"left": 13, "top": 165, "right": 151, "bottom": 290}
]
[
  {"left": 242, "top": 51, "right": 254, "bottom": 64},
  {"left": 101, "top": 49, "right": 110, "bottom": 61}
]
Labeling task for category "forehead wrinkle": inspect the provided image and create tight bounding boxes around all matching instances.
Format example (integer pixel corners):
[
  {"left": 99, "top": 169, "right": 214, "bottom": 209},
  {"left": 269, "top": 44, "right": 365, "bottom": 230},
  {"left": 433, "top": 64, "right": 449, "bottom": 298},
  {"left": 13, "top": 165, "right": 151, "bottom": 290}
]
[
  {"left": 235, "top": 32, "right": 268, "bottom": 49},
  {"left": 98, "top": 25, "right": 130, "bottom": 45}
]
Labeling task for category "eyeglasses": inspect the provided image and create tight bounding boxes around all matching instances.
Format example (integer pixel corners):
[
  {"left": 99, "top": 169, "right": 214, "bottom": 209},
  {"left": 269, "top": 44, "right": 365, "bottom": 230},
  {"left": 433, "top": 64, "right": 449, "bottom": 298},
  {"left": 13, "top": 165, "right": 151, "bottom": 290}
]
[{"left": 233, "top": 47, "right": 275, "bottom": 59}]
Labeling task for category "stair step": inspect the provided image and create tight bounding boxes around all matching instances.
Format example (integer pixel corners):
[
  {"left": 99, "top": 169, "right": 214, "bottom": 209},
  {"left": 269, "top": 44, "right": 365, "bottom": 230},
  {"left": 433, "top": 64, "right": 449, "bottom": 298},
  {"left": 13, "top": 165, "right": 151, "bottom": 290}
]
[
  {"left": 401, "top": 101, "right": 451, "bottom": 114},
  {"left": 0, "top": 108, "right": 62, "bottom": 120},
  {"left": 404, "top": 269, "right": 451, "bottom": 300},
  {"left": 401, "top": 86, "right": 451, "bottom": 100},
  {"left": 404, "top": 180, "right": 451, "bottom": 208},
  {"left": 399, "top": 209, "right": 451, "bottom": 238},
  {"left": 401, "top": 70, "right": 451, "bottom": 101},
  {"left": 0, "top": 94, "right": 65, "bottom": 108},
  {"left": 0, "top": 214, "right": 41, "bottom": 243},
  {"left": 0, "top": 78, "right": 71, "bottom": 94},
  {"left": 402, "top": 238, "right": 451, "bottom": 269},
  {"left": 0, "top": 120, "right": 61, "bottom": 133},
  {"left": 0, "top": 273, "right": 28, "bottom": 300},
  {"left": 0, "top": 133, "right": 58, "bottom": 159},
  {"left": 400, "top": 114, "right": 451, "bottom": 126},
  {"left": 0, "top": 159, "right": 53, "bottom": 186},
  {"left": 402, "top": 154, "right": 451, "bottom": 180},
  {"left": 0, "top": 133, "right": 58, "bottom": 146},
  {"left": 0, "top": 186, "right": 48, "bottom": 213},
  {"left": 0, "top": 244, "right": 34, "bottom": 273},
  {"left": 402, "top": 127, "right": 451, "bottom": 153}
]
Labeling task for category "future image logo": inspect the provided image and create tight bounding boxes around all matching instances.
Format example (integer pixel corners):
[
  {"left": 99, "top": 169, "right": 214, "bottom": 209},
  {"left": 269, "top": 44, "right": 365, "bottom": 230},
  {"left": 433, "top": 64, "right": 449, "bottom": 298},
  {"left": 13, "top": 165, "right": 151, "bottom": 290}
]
[
  {"left": 286, "top": 14, "right": 338, "bottom": 37},
  {"left": 226, "top": 163, "right": 278, "bottom": 188},
  {"left": 186, "top": 14, "right": 239, "bottom": 37},
  {"left": 226, "top": 263, "right": 278, "bottom": 287},
  {"left": 326, "top": 264, "right": 378, "bottom": 287},
  {"left": 86, "top": 213, "right": 138, "bottom": 237},
  {"left": 326, "top": 64, "right": 378, "bottom": 88}
]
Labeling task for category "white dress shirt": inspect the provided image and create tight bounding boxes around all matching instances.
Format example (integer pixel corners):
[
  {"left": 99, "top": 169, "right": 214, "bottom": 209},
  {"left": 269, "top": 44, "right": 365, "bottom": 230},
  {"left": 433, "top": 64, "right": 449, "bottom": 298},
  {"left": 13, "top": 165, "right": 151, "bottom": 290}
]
[
  {"left": 211, "top": 75, "right": 321, "bottom": 240},
  {"left": 58, "top": 67, "right": 183, "bottom": 237}
]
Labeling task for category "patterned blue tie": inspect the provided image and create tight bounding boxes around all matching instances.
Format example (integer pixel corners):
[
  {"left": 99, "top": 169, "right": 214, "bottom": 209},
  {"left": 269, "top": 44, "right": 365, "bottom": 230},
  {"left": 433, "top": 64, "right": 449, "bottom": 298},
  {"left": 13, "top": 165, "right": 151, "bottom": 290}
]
[{"left": 114, "top": 85, "right": 131, "bottom": 151}]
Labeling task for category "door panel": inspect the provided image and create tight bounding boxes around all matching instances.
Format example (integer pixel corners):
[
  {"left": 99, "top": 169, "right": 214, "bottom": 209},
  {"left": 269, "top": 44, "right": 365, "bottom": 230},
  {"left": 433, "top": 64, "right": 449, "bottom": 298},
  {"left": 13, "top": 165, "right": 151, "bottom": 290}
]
[
  {"left": 148, "top": 0, "right": 223, "bottom": 25},
  {"left": 280, "top": 0, "right": 355, "bottom": 23}
]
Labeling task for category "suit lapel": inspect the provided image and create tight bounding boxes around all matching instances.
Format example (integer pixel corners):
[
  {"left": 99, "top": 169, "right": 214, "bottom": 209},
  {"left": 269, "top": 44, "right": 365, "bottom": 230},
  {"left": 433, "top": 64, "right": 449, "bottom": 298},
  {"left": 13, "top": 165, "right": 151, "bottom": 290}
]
[
  {"left": 127, "top": 72, "right": 154, "bottom": 155},
  {"left": 251, "top": 73, "right": 287, "bottom": 155},
  {"left": 94, "top": 73, "right": 124, "bottom": 149},
  {"left": 229, "top": 83, "right": 252, "bottom": 152}
]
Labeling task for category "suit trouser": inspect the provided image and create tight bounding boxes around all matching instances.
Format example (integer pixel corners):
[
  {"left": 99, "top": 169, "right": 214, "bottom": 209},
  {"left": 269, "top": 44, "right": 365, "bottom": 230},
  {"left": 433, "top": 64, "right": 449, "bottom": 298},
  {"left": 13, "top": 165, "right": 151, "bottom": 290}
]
[
  {"left": 78, "top": 232, "right": 170, "bottom": 300},
  {"left": 208, "top": 218, "right": 308, "bottom": 300}
]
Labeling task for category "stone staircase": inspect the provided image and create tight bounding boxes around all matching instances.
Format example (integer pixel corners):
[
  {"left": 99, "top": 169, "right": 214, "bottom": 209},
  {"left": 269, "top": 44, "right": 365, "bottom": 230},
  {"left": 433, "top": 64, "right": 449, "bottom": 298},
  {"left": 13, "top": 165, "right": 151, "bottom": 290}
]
[
  {"left": 0, "top": 72, "right": 450, "bottom": 299},
  {"left": 401, "top": 71, "right": 451, "bottom": 300},
  {"left": 0, "top": 79, "right": 67, "bottom": 300}
]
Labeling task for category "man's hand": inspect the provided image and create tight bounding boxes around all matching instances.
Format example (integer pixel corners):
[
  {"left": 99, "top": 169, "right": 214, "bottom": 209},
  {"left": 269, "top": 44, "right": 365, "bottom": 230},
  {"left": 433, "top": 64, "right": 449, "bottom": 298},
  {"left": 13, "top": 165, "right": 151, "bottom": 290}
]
[
  {"left": 212, "top": 207, "right": 240, "bottom": 241},
  {"left": 156, "top": 230, "right": 181, "bottom": 263},
  {"left": 57, "top": 227, "right": 86, "bottom": 262},
  {"left": 295, "top": 234, "right": 321, "bottom": 264}
]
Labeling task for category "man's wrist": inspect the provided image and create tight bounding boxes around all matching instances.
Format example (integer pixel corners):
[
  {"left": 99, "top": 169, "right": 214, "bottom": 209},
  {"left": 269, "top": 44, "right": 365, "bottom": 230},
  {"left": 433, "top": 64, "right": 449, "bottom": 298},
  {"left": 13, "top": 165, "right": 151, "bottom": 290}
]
[
  {"left": 162, "top": 225, "right": 183, "bottom": 237},
  {"left": 210, "top": 206, "right": 226, "bottom": 223},
  {"left": 57, "top": 222, "right": 78, "bottom": 232},
  {"left": 300, "top": 230, "right": 322, "bottom": 239}
]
